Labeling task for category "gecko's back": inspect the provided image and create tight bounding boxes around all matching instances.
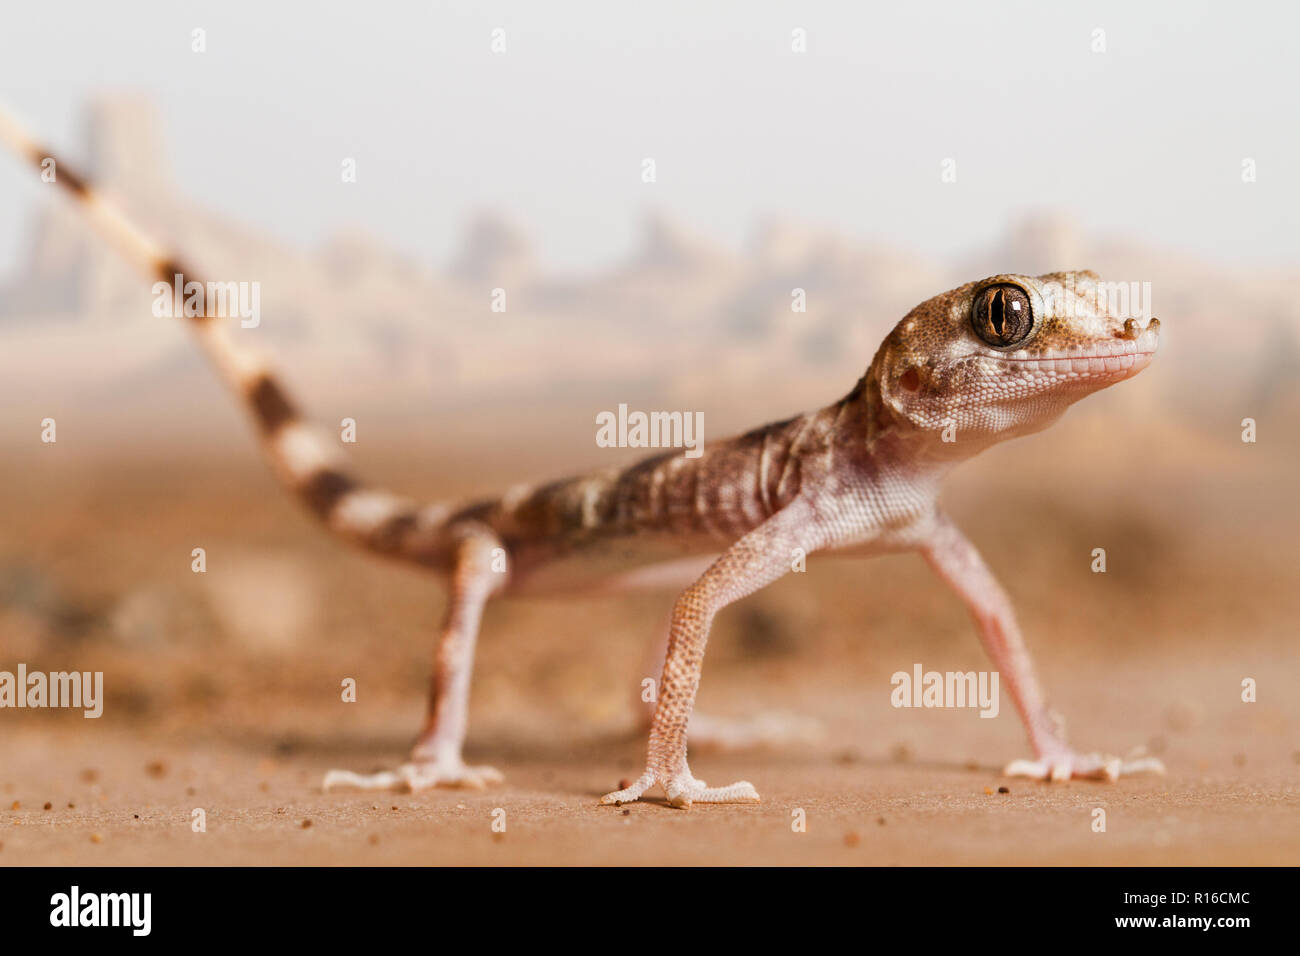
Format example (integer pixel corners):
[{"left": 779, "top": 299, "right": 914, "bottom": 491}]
[{"left": 449, "top": 382, "right": 881, "bottom": 586}]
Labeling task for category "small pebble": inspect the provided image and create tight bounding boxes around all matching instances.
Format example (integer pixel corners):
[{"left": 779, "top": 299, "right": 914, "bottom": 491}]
[
  {"left": 622, "top": 809, "right": 630, "bottom": 816},
  {"left": 998, "top": 786, "right": 1010, "bottom": 794},
  {"left": 618, "top": 778, "right": 632, "bottom": 790},
  {"left": 43, "top": 802, "right": 52, "bottom": 811},
  {"left": 301, "top": 819, "right": 312, "bottom": 829},
  {"left": 9, "top": 801, "right": 18, "bottom": 811},
  {"left": 876, "top": 817, "right": 886, "bottom": 826},
  {"left": 983, "top": 787, "right": 993, "bottom": 795},
  {"left": 90, "top": 833, "right": 103, "bottom": 844},
  {"left": 145, "top": 761, "right": 167, "bottom": 779}
]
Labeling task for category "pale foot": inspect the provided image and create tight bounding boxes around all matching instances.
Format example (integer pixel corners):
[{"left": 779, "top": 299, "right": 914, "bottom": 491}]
[
  {"left": 322, "top": 757, "right": 504, "bottom": 792},
  {"left": 600, "top": 769, "right": 760, "bottom": 809},
  {"left": 1004, "top": 749, "right": 1165, "bottom": 782},
  {"left": 687, "top": 710, "right": 823, "bottom": 752}
]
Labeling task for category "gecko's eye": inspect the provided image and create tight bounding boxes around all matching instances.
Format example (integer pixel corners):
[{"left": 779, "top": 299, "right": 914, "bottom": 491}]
[{"left": 972, "top": 284, "right": 1034, "bottom": 348}]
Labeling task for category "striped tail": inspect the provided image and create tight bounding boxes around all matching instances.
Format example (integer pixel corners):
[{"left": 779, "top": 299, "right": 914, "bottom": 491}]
[{"left": 0, "top": 105, "right": 453, "bottom": 568}]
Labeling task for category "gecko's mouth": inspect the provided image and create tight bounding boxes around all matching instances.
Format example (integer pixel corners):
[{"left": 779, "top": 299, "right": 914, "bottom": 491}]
[
  {"left": 987, "top": 317, "right": 1160, "bottom": 379},
  {"left": 991, "top": 349, "right": 1155, "bottom": 379}
]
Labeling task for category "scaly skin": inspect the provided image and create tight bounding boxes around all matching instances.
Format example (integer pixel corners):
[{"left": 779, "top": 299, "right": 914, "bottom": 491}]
[{"left": 0, "top": 108, "right": 1164, "bottom": 807}]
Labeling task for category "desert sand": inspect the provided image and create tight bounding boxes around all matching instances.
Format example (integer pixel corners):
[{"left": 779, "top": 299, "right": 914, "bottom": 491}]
[{"left": 1, "top": 426, "right": 1296, "bottom": 866}]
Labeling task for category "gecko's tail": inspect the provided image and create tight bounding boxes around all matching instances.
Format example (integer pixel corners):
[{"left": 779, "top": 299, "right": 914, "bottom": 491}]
[{"left": 0, "top": 105, "right": 454, "bottom": 568}]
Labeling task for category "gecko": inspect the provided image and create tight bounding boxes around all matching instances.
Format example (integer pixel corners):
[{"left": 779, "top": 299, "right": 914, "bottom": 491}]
[{"left": 1, "top": 107, "right": 1165, "bottom": 809}]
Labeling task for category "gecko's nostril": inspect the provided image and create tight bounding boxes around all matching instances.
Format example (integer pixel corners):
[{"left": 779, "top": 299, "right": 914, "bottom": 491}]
[
  {"left": 1118, "top": 316, "right": 1161, "bottom": 340},
  {"left": 899, "top": 368, "right": 921, "bottom": 392}
]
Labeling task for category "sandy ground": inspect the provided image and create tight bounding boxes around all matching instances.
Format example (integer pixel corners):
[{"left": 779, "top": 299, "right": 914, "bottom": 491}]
[
  {"left": 3, "top": 612, "right": 1298, "bottom": 867},
  {"left": 1, "top": 420, "right": 1298, "bottom": 866},
  {"left": 2, "top": 715, "right": 1297, "bottom": 866}
]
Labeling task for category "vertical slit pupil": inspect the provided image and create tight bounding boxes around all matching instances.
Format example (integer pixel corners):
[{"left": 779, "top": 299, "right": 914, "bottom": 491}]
[{"left": 990, "top": 288, "right": 1005, "bottom": 336}]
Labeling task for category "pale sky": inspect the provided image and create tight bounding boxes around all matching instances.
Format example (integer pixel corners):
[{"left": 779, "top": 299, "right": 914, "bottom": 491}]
[{"left": 0, "top": 0, "right": 1295, "bottom": 277}]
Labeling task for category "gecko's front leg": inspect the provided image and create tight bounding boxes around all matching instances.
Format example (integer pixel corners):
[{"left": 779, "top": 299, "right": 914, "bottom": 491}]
[
  {"left": 920, "top": 512, "right": 1164, "bottom": 782},
  {"left": 324, "top": 524, "right": 505, "bottom": 792},
  {"left": 601, "top": 500, "right": 823, "bottom": 808}
]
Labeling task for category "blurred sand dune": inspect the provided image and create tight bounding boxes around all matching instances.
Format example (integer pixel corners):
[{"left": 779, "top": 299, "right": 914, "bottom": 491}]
[{"left": 2, "top": 98, "right": 1296, "bottom": 453}]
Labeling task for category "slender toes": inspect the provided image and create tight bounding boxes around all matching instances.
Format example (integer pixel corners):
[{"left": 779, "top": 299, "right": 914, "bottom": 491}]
[
  {"left": 693, "top": 780, "right": 760, "bottom": 804},
  {"left": 1068, "top": 754, "right": 1121, "bottom": 782},
  {"left": 1098, "top": 756, "right": 1123, "bottom": 782},
  {"left": 665, "top": 777, "right": 760, "bottom": 807},
  {"left": 1003, "top": 750, "right": 1163, "bottom": 783},
  {"left": 322, "top": 769, "right": 404, "bottom": 792},
  {"left": 400, "top": 762, "right": 505, "bottom": 791},
  {"left": 600, "top": 772, "right": 655, "bottom": 805},
  {"left": 324, "top": 760, "right": 506, "bottom": 793},
  {"left": 1120, "top": 756, "right": 1166, "bottom": 776},
  {"left": 1003, "top": 758, "right": 1047, "bottom": 779},
  {"left": 402, "top": 764, "right": 477, "bottom": 791},
  {"left": 599, "top": 770, "right": 760, "bottom": 808}
]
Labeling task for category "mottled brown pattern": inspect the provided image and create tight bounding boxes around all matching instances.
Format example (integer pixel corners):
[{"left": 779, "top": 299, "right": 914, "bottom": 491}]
[
  {"left": 247, "top": 374, "right": 298, "bottom": 436},
  {"left": 151, "top": 258, "right": 215, "bottom": 324},
  {"left": 448, "top": 392, "right": 867, "bottom": 568},
  {"left": 298, "top": 469, "right": 360, "bottom": 519}
]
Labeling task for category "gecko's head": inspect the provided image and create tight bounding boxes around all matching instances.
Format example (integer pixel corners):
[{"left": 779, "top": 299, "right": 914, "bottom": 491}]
[{"left": 871, "top": 271, "right": 1160, "bottom": 451}]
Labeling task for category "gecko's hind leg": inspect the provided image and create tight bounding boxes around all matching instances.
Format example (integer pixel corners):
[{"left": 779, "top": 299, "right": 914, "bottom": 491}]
[
  {"left": 921, "top": 513, "right": 1165, "bottom": 784},
  {"left": 324, "top": 525, "right": 505, "bottom": 793}
]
